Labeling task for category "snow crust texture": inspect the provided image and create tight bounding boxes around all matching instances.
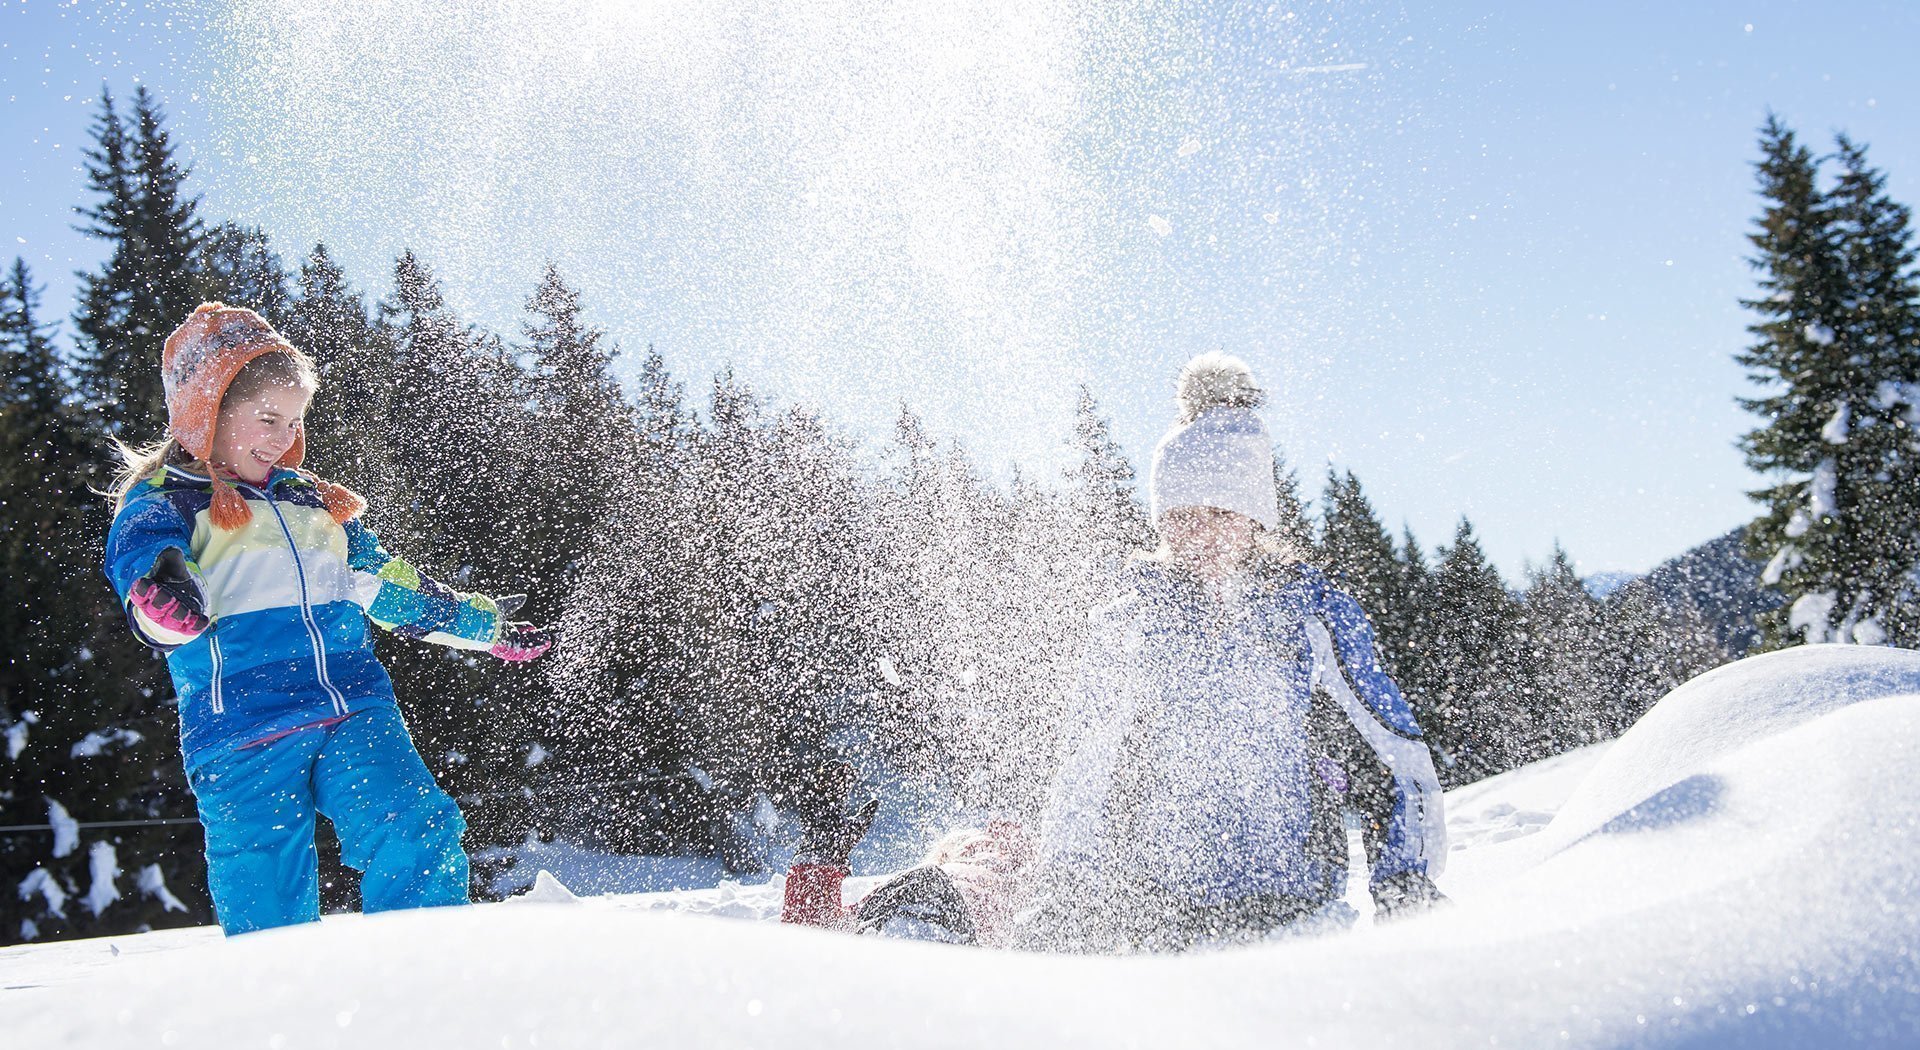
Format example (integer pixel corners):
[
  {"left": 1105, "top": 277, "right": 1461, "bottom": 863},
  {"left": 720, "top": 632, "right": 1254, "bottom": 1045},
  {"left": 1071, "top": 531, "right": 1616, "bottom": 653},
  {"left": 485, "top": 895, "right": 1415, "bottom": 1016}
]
[{"left": 3, "top": 646, "right": 1918, "bottom": 1048}]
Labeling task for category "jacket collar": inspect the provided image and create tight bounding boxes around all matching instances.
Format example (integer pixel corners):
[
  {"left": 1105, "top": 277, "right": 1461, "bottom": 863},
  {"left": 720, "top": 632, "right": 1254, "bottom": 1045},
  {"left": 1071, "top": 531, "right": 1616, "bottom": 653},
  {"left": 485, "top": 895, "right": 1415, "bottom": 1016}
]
[{"left": 162, "top": 463, "right": 308, "bottom": 492}]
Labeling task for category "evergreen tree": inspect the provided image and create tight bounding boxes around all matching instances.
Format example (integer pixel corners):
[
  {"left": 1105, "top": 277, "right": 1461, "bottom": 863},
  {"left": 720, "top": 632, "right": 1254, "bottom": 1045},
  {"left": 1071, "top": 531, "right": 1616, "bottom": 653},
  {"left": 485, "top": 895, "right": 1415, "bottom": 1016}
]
[
  {"left": 71, "top": 85, "right": 206, "bottom": 439},
  {"left": 517, "top": 264, "right": 634, "bottom": 596},
  {"left": 284, "top": 243, "right": 390, "bottom": 487},
  {"left": 196, "top": 223, "right": 292, "bottom": 323},
  {"left": 1602, "top": 581, "right": 1729, "bottom": 734},
  {"left": 1423, "top": 519, "right": 1530, "bottom": 783},
  {"left": 1318, "top": 470, "right": 1408, "bottom": 667},
  {"left": 1269, "top": 443, "right": 1315, "bottom": 558},
  {"left": 1064, "top": 385, "right": 1148, "bottom": 557},
  {"left": 1826, "top": 136, "right": 1920, "bottom": 645},
  {"left": 1393, "top": 525, "right": 1436, "bottom": 715},
  {"left": 1520, "top": 545, "right": 1612, "bottom": 749},
  {"left": 1739, "top": 118, "right": 1920, "bottom": 647},
  {"left": 2, "top": 258, "right": 204, "bottom": 943}
]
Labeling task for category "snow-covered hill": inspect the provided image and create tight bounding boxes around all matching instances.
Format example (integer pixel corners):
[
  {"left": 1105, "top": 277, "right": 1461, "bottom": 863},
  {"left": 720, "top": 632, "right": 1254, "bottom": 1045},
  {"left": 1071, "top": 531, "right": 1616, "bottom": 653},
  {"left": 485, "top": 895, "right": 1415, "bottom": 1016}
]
[{"left": 3, "top": 645, "right": 1917, "bottom": 1049}]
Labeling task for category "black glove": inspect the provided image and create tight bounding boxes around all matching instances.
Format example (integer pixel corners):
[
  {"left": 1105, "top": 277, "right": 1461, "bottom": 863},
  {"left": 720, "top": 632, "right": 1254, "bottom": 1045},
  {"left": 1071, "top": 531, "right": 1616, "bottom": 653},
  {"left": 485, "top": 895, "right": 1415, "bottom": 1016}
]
[
  {"left": 1371, "top": 869, "right": 1448, "bottom": 922},
  {"left": 793, "top": 760, "right": 878, "bottom": 869},
  {"left": 128, "top": 548, "right": 210, "bottom": 639}
]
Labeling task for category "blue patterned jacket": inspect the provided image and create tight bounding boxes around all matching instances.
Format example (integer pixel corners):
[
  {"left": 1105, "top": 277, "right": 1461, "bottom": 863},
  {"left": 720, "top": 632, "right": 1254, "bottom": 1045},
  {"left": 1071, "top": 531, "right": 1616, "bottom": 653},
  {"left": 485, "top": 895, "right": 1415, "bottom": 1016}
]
[{"left": 104, "top": 465, "right": 507, "bottom": 764}]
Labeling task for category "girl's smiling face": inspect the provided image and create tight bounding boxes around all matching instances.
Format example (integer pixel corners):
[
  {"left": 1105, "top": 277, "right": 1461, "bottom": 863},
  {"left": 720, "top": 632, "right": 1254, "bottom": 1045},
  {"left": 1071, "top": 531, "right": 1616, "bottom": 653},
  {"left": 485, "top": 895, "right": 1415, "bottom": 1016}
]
[{"left": 209, "top": 383, "right": 311, "bottom": 485}]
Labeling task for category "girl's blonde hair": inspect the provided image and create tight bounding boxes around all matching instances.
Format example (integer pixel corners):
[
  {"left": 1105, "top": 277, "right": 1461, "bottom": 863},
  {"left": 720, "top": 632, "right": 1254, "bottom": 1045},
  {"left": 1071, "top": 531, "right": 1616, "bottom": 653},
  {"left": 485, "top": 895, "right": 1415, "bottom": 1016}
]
[{"left": 108, "top": 349, "right": 319, "bottom": 514}]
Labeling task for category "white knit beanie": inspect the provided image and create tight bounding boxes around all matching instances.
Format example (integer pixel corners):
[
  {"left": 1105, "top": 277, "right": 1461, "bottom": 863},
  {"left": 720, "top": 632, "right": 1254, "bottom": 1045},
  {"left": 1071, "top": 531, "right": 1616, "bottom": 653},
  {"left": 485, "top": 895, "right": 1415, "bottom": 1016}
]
[{"left": 1148, "top": 352, "right": 1278, "bottom": 530}]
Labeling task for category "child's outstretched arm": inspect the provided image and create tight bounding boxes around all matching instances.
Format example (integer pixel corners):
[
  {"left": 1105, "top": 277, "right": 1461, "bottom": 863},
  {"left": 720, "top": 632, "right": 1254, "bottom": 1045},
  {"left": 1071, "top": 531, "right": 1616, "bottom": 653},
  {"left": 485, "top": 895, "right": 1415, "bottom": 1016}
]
[
  {"left": 783, "top": 761, "right": 879, "bottom": 929},
  {"left": 342, "top": 518, "right": 552, "bottom": 662},
  {"left": 104, "top": 493, "right": 210, "bottom": 651}
]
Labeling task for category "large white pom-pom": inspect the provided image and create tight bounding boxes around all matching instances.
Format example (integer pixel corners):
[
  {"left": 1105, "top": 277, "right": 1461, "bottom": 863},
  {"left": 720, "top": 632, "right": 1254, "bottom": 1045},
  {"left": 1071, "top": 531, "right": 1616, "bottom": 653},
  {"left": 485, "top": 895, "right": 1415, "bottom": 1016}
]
[{"left": 1175, "top": 351, "right": 1265, "bottom": 423}]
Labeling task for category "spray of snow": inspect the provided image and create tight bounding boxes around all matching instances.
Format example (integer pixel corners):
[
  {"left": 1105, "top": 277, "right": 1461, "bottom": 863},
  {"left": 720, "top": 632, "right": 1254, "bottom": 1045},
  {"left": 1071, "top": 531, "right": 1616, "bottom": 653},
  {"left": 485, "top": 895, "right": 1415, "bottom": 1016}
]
[
  {"left": 136, "top": 865, "right": 188, "bottom": 914},
  {"left": 85, "top": 841, "right": 122, "bottom": 917},
  {"left": 44, "top": 798, "right": 79, "bottom": 859},
  {"left": 524, "top": 744, "right": 550, "bottom": 769},
  {"left": 1803, "top": 322, "right": 1836, "bottom": 346},
  {"left": 4, "top": 721, "right": 26, "bottom": 760}
]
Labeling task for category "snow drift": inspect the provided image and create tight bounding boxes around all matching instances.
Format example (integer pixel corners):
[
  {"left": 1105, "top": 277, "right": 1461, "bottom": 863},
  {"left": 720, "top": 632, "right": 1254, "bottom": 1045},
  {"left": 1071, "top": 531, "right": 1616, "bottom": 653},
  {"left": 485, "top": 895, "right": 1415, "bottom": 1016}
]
[{"left": 2, "top": 645, "right": 1917, "bottom": 1048}]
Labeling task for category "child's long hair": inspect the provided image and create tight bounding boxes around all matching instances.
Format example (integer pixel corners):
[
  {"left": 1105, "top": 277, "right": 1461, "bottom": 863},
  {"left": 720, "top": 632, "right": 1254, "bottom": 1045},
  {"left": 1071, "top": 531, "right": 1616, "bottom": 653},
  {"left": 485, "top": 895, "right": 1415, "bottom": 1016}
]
[{"left": 108, "top": 349, "right": 320, "bottom": 515}]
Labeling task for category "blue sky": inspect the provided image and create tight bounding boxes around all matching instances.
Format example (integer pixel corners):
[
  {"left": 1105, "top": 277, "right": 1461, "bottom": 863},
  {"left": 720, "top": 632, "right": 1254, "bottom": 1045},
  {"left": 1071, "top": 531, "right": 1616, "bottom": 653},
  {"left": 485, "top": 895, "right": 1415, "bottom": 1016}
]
[{"left": 5, "top": 0, "right": 1917, "bottom": 578}]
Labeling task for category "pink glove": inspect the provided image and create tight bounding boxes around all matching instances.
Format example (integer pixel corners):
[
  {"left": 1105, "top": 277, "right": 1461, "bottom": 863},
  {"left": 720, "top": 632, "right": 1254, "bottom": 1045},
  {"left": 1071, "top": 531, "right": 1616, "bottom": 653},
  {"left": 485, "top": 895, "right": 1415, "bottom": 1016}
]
[
  {"left": 491, "top": 622, "right": 552, "bottom": 663},
  {"left": 129, "top": 549, "right": 210, "bottom": 639}
]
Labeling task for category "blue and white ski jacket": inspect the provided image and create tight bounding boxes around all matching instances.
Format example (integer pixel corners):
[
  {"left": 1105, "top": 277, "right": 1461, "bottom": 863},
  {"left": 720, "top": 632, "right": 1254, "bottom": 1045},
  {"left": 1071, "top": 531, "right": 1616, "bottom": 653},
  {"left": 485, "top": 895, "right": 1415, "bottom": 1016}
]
[
  {"left": 104, "top": 464, "right": 509, "bottom": 764},
  {"left": 1039, "top": 559, "right": 1446, "bottom": 907}
]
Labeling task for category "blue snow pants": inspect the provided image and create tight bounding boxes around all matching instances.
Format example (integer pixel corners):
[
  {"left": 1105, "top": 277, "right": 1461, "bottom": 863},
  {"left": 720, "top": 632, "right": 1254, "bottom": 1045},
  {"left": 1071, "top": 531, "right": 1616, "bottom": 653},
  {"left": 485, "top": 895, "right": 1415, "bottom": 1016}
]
[{"left": 185, "top": 705, "right": 470, "bottom": 935}]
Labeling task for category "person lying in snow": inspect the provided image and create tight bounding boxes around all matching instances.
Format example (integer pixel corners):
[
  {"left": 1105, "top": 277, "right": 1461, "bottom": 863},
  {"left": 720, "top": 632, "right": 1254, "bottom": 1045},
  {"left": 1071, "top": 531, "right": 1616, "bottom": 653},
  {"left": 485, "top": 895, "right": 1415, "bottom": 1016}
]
[
  {"left": 781, "top": 354, "right": 1449, "bottom": 953},
  {"left": 781, "top": 761, "right": 1035, "bottom": 948}
]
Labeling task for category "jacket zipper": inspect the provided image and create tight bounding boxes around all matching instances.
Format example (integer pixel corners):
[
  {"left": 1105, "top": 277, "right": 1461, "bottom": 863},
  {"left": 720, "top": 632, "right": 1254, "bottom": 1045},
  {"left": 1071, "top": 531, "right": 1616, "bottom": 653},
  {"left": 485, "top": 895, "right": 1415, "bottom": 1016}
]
[
  {"left": 248, "top": 479, "right": 351, "bottom": 717},
  {"left": 208, "top": 623, "right": 225, "bottom": 714}
]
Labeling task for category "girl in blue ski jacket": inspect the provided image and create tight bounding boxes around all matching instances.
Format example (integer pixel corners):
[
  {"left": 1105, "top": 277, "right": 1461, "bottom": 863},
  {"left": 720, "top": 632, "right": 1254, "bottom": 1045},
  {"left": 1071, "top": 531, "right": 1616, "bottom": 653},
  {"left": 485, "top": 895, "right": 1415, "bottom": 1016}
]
[
  {"left": 104, "top": 303, "right": 553, "bottom": 935},
  {"left": 1026, "top": 353, "right": 1448, "bottom": 951}
]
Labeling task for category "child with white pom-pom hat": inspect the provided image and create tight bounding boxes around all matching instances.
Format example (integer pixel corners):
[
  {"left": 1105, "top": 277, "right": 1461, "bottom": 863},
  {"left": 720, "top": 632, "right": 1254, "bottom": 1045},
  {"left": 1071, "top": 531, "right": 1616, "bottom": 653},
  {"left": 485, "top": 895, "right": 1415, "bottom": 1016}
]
[
  {"left": 1019, "top": 351, "right": 1451, "bottom": 952},
  {"left": 780, "top": 353, "right": 1447, "bottom": 954}
]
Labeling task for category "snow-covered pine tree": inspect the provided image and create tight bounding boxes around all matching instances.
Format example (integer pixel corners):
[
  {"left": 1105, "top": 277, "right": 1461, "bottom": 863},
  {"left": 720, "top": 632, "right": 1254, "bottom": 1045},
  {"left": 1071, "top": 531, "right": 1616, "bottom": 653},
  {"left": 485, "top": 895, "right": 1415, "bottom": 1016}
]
[
  {"left": 1826, "top": 136, "right": 1920, "bottom": 645},
  {"left": 1739, "top": 118, "right": 1920, "bottom": 647}
]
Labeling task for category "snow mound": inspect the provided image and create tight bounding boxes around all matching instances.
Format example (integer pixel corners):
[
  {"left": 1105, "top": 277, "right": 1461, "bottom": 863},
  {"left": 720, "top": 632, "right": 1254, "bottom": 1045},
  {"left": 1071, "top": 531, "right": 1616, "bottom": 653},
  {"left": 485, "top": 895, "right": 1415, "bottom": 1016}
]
[
  {"left": 2, "top": 647, "right": 1918, "bottom": 1048},
  {"left": 1542, "top": 644, "right": 1920, "bottom": 848}
]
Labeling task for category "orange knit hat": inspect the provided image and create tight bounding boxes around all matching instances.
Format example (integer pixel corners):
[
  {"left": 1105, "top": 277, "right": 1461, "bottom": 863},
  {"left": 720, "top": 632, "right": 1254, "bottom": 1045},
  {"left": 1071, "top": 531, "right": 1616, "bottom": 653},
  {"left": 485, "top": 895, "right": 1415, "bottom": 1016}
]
[{"left": 162, "top": 302, "right": 366, "bottom": 529}]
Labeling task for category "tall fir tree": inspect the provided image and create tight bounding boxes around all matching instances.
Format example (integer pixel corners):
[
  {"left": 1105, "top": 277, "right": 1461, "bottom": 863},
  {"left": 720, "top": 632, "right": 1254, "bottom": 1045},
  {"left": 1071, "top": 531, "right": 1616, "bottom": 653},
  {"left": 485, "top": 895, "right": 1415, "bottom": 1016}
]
[
  {"left": 1739, "top": 118, "right": 1920, "bottom": 647},
  {"left": 1520, "top": 545, "right": 1613, "bottom": 749},
  {"left": 1423, "top": 518, "right": 1531, "bottom": 783},
  {"left": 196, "top": 223, "right": 292, "bottom": 324},
  {"left": 72, "top": 86, "right": 206, "bottom": 439},
  {"left": 284, "top": 243, "right": 391, "bottom": 488},
  {"left": 1269, "top": 443, "right": 1315, "bottom": 558},
  {"left": 1064, "top": 385, "right": 1148, "bottom": 558},
  {"left": 1825, "top": 136, "right": 1920, "bottom": 644},
  {"left": 1318, "top": 470, "right": 1409, "bottom": 669}
]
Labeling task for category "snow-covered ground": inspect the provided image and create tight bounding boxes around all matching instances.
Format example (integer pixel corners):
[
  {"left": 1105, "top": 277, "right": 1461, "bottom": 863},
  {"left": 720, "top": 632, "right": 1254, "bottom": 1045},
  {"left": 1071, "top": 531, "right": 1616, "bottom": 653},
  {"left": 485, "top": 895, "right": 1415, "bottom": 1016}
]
[{"left": 3, "top": 645, "right": 1917, "bottom": 1048}]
